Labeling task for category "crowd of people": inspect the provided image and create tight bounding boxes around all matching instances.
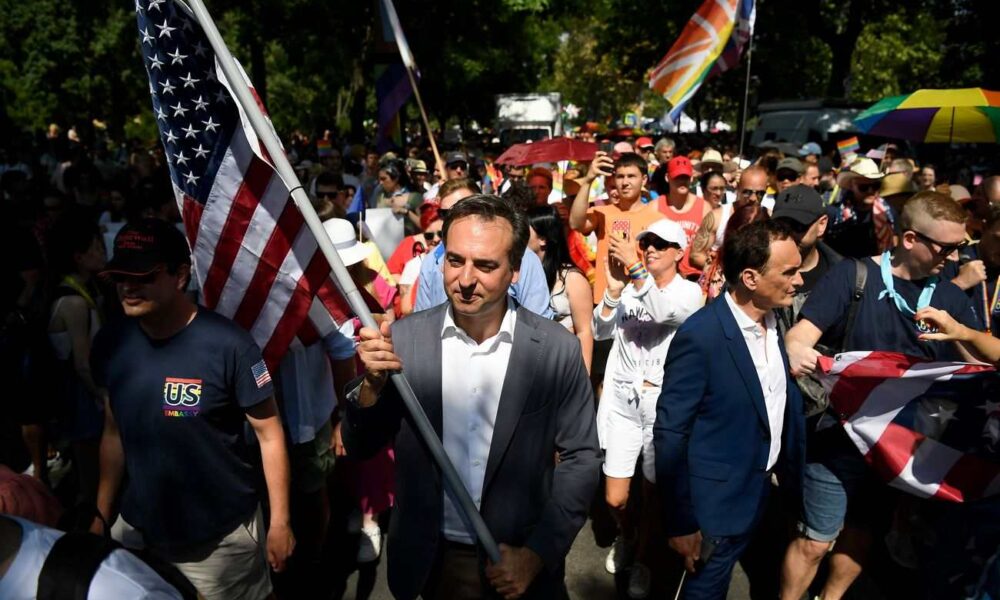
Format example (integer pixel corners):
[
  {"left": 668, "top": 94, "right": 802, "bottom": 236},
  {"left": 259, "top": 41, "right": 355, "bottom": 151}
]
[{"left": 2, "top": 123, "right": 1000, "bottom": 600}]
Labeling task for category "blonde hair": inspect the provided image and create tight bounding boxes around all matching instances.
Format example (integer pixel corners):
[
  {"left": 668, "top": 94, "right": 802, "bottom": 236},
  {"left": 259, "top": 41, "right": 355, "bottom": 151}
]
[{"left": 899, "top": 190, "right": 967, "bottom": 231}]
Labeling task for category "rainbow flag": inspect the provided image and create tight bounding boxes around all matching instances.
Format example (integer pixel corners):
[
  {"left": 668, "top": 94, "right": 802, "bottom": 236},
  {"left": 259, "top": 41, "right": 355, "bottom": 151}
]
[
  {"left": 649, "top": 0, "right": 755, "bottom": 121},
  {"left": 837, "top": 136, "right": 861, "bottom": 160}
]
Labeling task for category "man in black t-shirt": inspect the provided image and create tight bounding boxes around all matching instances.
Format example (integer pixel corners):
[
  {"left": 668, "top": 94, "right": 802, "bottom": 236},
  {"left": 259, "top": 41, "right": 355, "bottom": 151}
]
[
  {"left": 90, "top": 220, "right": 294, "bottom": 600},
  {"left": 779, "top": 192, "right": 983, "bottom": 600}
]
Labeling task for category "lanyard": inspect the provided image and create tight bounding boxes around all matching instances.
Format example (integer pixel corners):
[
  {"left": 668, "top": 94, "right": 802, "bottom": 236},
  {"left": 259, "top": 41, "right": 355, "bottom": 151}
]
[
  {"left": 877, "top": 251, "right": 937, "bottom": 317},
  {"left": 61, "top": 275, "right": 97, "bottom": 311}
]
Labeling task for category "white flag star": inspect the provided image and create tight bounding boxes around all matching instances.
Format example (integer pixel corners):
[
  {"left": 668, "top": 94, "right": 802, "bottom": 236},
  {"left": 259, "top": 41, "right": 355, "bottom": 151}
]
[
  {"left": 135, "top": 0, "right": 143, "bottom": 13},
  {"left": 930, "top": 406, "right": 959, "bottom": 425},
  {"left": 147, "top": 0, "right": 165, "bottom": 11},
  {"left": 173, "top": 151, "right": 189, "bottom": 167},
  {"left": 159, "top": 78, "right": 176, "bottom": 95},
  {"left": 155, "top": 19, "right": 176, "bottom": 39},
  {"left": 192, "top": 41, "right": 208, "bottom": 57},
  {"left": 192, "top": 144, "right": 210, "bottom": 159},
  {"left": 979, "top": 401, "right": 1000, "bottom": 414},
  {"left": 183, "top": 171, "right": 200, "bottom": 185},
  {"left": 155, "top": 105, "right": 167, "bottom": 121},
  {"left": 140, "top": 27, "right": 154, "bottom": 46},
  {"left": 170, "top": 102, "right": 188, "bottom": 117},
  {"left": 192, "top": 96, "right": 209, "bottom": 111},
  {"left": 148, "top": 53, "right": 164, "bottom": 71},
  {"left": 164, "top": 129, "right": 178, "bottom": 144},
  {"left": 182, "top": 123, "right": 200, "bottom": 139},
  {"left": 201, "top": 117, "right": 219, "bottom": 133},
  {"left": 180, "top": 72, "right": 200, "bottom": 89},
  {"left": 167, "top": 48, "right": 188, "bottom": 66}
]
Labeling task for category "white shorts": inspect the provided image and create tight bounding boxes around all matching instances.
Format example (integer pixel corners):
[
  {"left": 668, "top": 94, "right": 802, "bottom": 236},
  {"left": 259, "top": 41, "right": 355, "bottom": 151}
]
[{"left": 597, "top": 382, "right": 660, "bottom": 482}]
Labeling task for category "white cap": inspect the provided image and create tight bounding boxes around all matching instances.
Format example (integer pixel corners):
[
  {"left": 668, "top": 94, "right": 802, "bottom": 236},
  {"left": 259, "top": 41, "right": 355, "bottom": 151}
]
[
  {"left": 636, "top": 219, "right": 689, "bottom": 251},
  {"left": 322, "top": 219, "right": 371, "bottom": 267}
]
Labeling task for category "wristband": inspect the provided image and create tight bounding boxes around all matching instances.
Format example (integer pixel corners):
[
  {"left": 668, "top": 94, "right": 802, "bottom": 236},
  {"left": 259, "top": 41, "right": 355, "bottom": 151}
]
[
  {"left": 602, "top": 290, "right": 621, "bottom": 308},
  {"left": 627, "top": 261, "right": 644, "bottom": 275}
]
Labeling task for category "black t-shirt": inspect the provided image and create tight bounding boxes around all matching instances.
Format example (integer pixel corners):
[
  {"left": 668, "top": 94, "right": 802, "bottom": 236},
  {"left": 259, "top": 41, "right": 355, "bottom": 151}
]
[
  {"left": 91, "top": 308, "right": 273, "bottom": 551},
  {"left": 801, "top": 256, "right": 978, "bottom": 361},
  {"left": 940, "top": 245, "right": 1000, "bottom": 337},
  {"left": 824, "top": 207, "right": 882, "bottom": 259},
  {"left": 799, "top": 247, "right": 832, "bottom": 294}
]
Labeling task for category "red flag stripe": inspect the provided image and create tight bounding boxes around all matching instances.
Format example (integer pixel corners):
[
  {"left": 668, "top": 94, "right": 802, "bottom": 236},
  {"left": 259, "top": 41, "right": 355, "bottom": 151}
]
[
  {"left": 867, "top": 422, "right": 925, "bottom": 484},
  {"left": 201, "top": 155, "right": 274, "bottom": 307},
  {"left": 231, "top": 199, "right": 305, "bottom": 328},
  {"left": 181, "top": 195, "right": 204, "bottom": 248},
  {"left": 262, "top": 248, "right": 332, "bottom": 365},
  {"left": 936, "top": 452, "right": 1000, "bottom": 502}
]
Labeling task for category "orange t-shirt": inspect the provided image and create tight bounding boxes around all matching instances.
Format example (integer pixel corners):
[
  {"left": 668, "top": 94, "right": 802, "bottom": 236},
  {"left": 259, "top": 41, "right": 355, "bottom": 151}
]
[{"left": 585, "top": 202, "right": 665, "bottom": 304}]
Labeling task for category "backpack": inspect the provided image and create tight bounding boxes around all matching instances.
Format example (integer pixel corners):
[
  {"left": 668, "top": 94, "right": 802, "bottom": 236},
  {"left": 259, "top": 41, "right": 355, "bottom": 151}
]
[{"left": 799, "top": 257, "right": 868, "bottom": 417}]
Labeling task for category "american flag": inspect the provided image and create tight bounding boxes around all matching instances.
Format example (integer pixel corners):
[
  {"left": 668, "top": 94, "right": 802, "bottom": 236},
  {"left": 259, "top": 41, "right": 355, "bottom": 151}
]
[
  {"left": 818, "top": 351, "right": 1000, "bottom": 502},
  {"left": 135, "top": 0, "right": 351, "bottom": 367},
  {"left": 251, "top": 359, "right": 272, "bottom": 389}
]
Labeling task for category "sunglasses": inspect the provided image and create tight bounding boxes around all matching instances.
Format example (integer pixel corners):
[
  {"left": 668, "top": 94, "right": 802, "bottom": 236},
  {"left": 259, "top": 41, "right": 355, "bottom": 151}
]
[
  {"left": 316, "top": 191, "right": 340, "bottom": 199},
  {"left": 740, "top": 188, "right": 767, "bottom": 199},
  {"left": 776, "top": 171, "right": 799, "bottom": 182},
  {"left": 423, "top": 230, "right": 442, "bottom": 241},
  {"left": 108, "top": 268, "right": 161, "bottom": 285},
  {"left": 446, "top": 162, "right": 467, "bottom": 170},
  {"left": 855, "top": 182, "right": 880, "bottom": 194},
  {"left": 910, "top": 230, "right": 968, "bottom": 256},
  {"left": 638, "top": 237, "right": 681, "bottom": 252}
]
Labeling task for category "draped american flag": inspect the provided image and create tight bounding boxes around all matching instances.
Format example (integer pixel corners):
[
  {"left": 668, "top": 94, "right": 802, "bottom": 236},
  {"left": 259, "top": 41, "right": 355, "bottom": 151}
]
[
  {"left": 135, "top": 0, "right": 351, "bottom": 367},
  {"left": 818, "top": 352, "right": 1000, "bottom": 502}
]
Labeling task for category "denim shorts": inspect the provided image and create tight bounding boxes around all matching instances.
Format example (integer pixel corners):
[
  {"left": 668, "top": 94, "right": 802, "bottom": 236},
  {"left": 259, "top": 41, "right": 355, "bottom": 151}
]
[{"left": 799, "top": 446, "right": 883, "bottom": 542}]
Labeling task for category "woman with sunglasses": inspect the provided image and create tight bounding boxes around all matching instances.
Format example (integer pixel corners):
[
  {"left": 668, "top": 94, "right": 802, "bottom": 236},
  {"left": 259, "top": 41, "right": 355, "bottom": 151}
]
[
  {"left": 593, "top": 218, "right": 704, "bottom": 597},
  {"left": 398, "top": 204, "right": 444, "bottom": 316}
]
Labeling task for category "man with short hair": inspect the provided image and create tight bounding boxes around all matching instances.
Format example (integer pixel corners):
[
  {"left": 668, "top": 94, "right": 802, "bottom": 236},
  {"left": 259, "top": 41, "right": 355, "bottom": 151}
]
[
  {"left": 654, "top": 138, "right": 676, "bottom": 165},
  {"left": 656, "top": 219, "right": 806, "bottom": 598},
  {"left": 346, "top": 194, "right": 601, "bottom": 599},
  {"left": 90, "top": 220, "right": 294, "bottom": 600},
  {"left": 689, "top": 166, "right": 769, "bottom": 270},
  {"left": 570, "top": 152, "right": 664, "bottom": 304},
  {"left": 919, "top": 164, "right": 937, "bottom": 190},
  {"left": 414, "top": 178, "right": 553, "bottom": 317},
  {"left": 775, "top": 157, "right": 803, "bottom": 192},
  {"left": 801, "top": 163, "right": 820, "bottom": 190},
  {"left": 780, "top": 191, "right": 983, "bottom": 600}
]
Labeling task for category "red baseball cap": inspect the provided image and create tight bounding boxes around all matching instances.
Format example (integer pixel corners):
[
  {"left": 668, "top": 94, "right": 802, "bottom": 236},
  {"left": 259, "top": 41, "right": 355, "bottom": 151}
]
[
  {"left": 667, "top": 156, "right": 693, "bottom": 179},
  {"left": 636, "top": 136, "right": 654, "bottom": 149}
]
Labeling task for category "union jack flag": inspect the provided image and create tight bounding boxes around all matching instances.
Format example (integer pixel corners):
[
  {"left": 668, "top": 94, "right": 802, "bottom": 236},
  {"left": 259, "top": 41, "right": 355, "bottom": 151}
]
[
  {"left": 818, "top": 351, "right": 1000, "bottom": 502},
  {"left": 135, "top": 0, "right": 351, "bottom": 368}
]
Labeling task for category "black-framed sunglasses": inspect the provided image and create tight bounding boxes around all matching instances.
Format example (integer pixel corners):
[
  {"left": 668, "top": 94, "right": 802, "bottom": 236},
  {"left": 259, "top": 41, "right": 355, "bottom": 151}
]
[
  {"left": 855, "top": 182, "right": 880, "bottom": 194},
  {"left": 776, "top": 171, "right": 799, "bottom": 182},
  {"left": 446, "top": 161, "right": 468, "bottom": 170},
  {"left": 638, "top": 236, "right": 681, "bottom": 252},
  {"left": 423, "top": 230, "right": 442, "bottom": 241},
  {"left": 910, "top": 230, "right": 968, "bottom": 256},
  {"left": 316, "top": 190, "right": 340, "bottom": 199},
  {"left": 740, "top": 188, "right": 767, "bottom": 199}
]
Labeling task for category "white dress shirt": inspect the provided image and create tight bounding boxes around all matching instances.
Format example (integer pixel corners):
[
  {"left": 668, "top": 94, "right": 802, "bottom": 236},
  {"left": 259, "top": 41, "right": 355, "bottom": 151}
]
[
  {"left": 440, "top": 299, "right": 517, "bottom": 544},
  {"left": 723, "top": 292, "right": 786, "bottom": 470}
]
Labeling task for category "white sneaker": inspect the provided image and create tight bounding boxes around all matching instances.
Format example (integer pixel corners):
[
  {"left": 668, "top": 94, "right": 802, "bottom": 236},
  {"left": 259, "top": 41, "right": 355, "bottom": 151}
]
[
  {"left": 346, "top": 509, "right": 362, "bottom": 534},
  {"left": 627, "top": 563, "right": 651, "bottom": 598},
  {"left": 357, "top": 525, "right": 382, "bottom": 563},
  {"left": 605, "top": 535, "right": 633, "bottom": 574}
]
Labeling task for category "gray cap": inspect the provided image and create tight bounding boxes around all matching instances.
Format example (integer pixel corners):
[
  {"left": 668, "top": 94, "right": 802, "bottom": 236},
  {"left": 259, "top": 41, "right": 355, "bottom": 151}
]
[
  {"left": 771, "top": 185, "right": 825, "bottom": 225},
  {"left": 776, "top": 157, "right": 804, "bottom": 174}
]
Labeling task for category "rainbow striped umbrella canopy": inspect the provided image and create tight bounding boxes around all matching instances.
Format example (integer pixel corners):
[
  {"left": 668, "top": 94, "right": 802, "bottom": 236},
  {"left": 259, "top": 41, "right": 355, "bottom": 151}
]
[{"left": 854, "top": 88, "right": 1000, "bottom": 143}]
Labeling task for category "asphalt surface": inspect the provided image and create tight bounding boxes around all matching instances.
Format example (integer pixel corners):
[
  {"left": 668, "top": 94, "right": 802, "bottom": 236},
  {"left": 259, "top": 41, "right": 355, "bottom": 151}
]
[{"left": 340, "top": 520, "right": 751, "bottom": 600}]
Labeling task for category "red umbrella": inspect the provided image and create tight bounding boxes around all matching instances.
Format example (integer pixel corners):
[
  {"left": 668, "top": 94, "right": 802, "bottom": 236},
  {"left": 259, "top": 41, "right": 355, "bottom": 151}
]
[{"left": 495, "top": 138, "right": 598, "bottom": 166}]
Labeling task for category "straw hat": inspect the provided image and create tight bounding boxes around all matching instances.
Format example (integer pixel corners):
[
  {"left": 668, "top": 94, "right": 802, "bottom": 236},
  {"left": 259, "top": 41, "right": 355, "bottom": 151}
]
[
  {"left": 880, "top": 173, "right": 918, "bottom": 198},
  {"left": 696, "top": 149, "right": 725, "bottom": 173},
  {"left": 836, "top": 157, "right": 884, "bottom": 188}
]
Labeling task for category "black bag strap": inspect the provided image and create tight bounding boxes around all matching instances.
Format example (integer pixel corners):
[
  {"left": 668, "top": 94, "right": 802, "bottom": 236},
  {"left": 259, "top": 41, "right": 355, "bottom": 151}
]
[
  {"left": 37, "top": 532, "right": 120, "bottom": 600},
  {"left": 840, "top": 258, "right": 868, "bottom": 353}
]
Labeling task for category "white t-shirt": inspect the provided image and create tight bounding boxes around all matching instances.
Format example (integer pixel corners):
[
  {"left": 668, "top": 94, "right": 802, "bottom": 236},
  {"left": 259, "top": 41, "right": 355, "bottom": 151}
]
[{"left": 0, "top": 516, "right": 182, "bottom": 599}]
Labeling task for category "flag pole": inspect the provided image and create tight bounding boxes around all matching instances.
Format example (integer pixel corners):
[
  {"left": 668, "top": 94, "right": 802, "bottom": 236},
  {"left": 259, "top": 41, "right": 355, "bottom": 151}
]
[
  {"left": 736, "top": 28, "right": 754, "bottom": 160},
  {"left": 184, "top": 0, "right": 503, "bottom": 564},
  {"left": 381, "top": 0, "right": 445, "bottom": 177}
]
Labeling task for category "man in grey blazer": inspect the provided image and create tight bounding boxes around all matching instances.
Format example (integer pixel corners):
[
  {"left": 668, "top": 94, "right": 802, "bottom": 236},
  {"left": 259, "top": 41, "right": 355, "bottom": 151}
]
[{"left": 344, "top": 194, "right": 601, "bottom": 600}]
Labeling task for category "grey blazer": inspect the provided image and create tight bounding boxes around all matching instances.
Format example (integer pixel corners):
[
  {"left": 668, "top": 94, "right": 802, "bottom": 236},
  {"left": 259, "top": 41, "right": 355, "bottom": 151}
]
[{"left": 343, "top": 303, "right": 601, "bottom": 600}]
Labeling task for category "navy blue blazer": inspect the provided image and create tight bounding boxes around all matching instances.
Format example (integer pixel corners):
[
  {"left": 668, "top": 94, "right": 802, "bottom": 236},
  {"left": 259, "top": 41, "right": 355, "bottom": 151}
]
[{"left": 654, "top": 296, "right": 805, "bottom": 538}]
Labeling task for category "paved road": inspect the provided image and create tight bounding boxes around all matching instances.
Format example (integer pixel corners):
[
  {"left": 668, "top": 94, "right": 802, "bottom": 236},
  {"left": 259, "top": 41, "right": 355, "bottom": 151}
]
[{"left": 341, "top": 520, "right": 751, "bottom": 600}]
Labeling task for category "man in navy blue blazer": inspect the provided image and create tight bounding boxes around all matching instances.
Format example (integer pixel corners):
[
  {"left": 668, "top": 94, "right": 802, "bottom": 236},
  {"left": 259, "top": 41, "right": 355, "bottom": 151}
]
[{"left": 654, "top": 219, "right": 807, "bottom": 599}]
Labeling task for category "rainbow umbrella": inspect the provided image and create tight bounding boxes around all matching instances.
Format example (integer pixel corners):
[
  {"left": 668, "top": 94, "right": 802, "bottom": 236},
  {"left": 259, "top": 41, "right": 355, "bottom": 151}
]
[{"left": 854, "top": 88, "right": 1000, "bottom": 143}]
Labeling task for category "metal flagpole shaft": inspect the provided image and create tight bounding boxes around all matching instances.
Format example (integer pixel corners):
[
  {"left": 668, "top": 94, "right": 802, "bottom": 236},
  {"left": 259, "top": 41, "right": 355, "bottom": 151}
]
[
  {"left": 673, "top": 570, "right": 687, "bottom": 600},
  {"left": 736, "top": 30, "right": 754, "bottom": 160},
  {"left": 403, "top": 65, "right": 445, "bottom": 176},
  {"left": 185, "top": 0, "right": 503, "bottom": 564}
]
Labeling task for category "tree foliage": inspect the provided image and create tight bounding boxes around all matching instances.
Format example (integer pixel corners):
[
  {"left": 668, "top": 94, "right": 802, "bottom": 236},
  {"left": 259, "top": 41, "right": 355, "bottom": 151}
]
[{"left": 0, "top": 0, "right": 995, "bottom": 144}]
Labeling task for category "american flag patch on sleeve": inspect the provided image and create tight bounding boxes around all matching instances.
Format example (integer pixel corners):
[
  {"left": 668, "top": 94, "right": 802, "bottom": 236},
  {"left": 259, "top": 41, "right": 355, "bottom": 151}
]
[{"left": 251, "top": 359, "right": 272, "bottom": 389}]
